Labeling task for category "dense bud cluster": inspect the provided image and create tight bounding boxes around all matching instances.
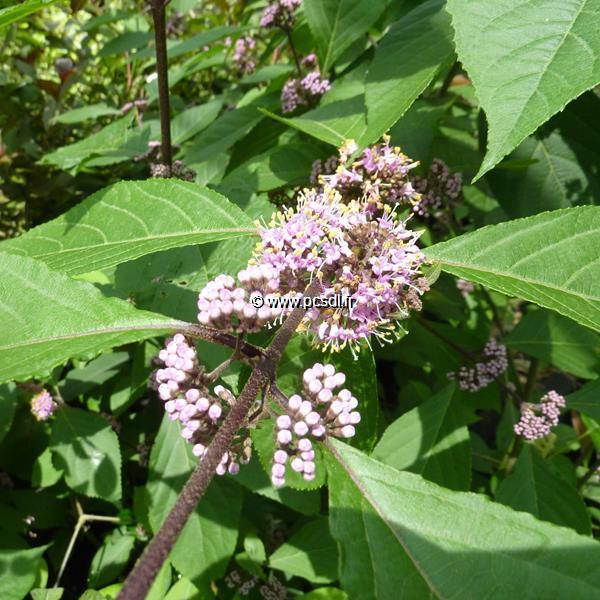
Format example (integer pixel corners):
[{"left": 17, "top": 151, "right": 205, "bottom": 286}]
[
  {"left": 448, "top": 338, "right": 508, "bottom": 391},
  {"left": 514, "top": 390, "right": 566, "bottom": 440},
  {"left": 233, "top": 35, "right": 257, "bottom": 74},
  {"left": 260, "top": 0, "right": 301, "bottom": 29},
  {"left": 197, "top": 269, "right": 282, "bottom": 333},
  {"left": 310, "top": 137, "right": 421, "bottom": 215},
  {"left": 252, "top": 184, "right": 427, "bottom": 350},
  {"left": 412, "top": 159, "right": 462, "bottom": 219},
  {"left": 281, "top": 54, "right": 330, "bottom": 113},
  {"left": 456, "top": 278, "right": 475, "bottom": 297},
  {"left": 30, "top": 390, "right": 58, "bottom": 421},
  {"left": 155, "top": 334, "right": 251, "bottom": 475},
  {"left": 271, "top": 363, "right": 359, "bottom": 487}
]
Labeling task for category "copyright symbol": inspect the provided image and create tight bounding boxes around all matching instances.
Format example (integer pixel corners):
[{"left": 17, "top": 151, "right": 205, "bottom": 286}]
[{"left": 250, "top": 293, "right": 264, "bottom": 308}]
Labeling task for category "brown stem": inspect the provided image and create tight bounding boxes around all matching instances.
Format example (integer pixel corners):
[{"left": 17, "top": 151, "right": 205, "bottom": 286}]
[
  {"left": 150, "top": 0, "right": 172, "bottom": 171},
  {"left": 117, "top": 279, "right": 320, "bottom": 600},
  {"left": 284, "top": 26, "right": 302, "bottom": 78}
]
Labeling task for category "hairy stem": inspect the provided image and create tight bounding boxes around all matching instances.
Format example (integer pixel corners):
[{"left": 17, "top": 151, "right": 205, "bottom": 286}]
[
  {"left": 117, "top": 279, "right": 320, "bottom": 600},
  {"left": 150, "top": 0, "right": 172, "bottom": 171}
]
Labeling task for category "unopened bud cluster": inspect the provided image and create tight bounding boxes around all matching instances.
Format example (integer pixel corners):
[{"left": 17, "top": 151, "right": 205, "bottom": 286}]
[
  {"left": 412, "top": 159, "right": 462, "bottom": 219},
  {"left": 447, "top": 338, "right": 508, "bottom": 392},
  {"left": 260, "top": 0, "right": 301, "bottom": 29},
  {"left": 514, "top": 390, "right": 566, "bottom": 440},
  {"left": 30, "top": 390, "right": 58, "bottom": 422},
  {"left": 271, "top": 363, "right": 360, "bottom": 487},
  {"left": 233, "top": 35, "right": 258, "bottom": 74},
  {"left": 197, "top": 268, "right": 283, "bottom": 333},
  {"left": 281, "top": 54, "right": 331, "bottom": 114},
  {"left": 155, "top": 334, "right": 251, "bottom": 476}
]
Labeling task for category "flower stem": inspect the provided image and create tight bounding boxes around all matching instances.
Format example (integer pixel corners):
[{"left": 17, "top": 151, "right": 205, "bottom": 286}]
[
  {"left": 117, "top": 279, "right": 320, "bottom": 600},
  {"left": 284, "top": 26, "right": 302, "bottom": 78},
  {"left": 149, "top": 0, "right": 172, "bottom": 172}
]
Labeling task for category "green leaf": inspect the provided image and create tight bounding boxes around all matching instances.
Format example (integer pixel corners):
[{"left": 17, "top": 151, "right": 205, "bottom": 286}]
[
  {"left": 31, "top": 447, "right": 63, "bottom": 488},
  {"left": 0, "top": 384, "right": 17, "bottom": 445},
  {"left": 221, "top": 143, "right": 319, "bottom": 193},
  {"left": 147, "top": 416, "right": 242, "bottom": 587},
  {"left": 298, "top": 589, "right": 347, "bottom": 600},
  {"left": 50, "top": 407, "right": 122, "bottom": 502},
  {"left": 364, "top": 0, "right": 454, "bottom": 144},
  {"left": 327, "top": 440, "right": 600, "bottom": 598},
  {"left": 269, "top": 518, "right": 338, "bottom": 584},
  {"left": 164, "top": 577, "right": 202, "bottom": 600},
  {"left": 372, "top": 384, "right": 474, "bottom": 490},
  {"left": 487, "top": 94, "right": 600, "bottom": 218},
  {"left": 446, "top": 0, "right": 600, "bottom": 178},
  {"left": 31, "top": 589, "right": 64, "bottom": 600},
  {"left": 425, "top": 207, "right": 600, "bottom": 332},
  {"left": 0, "top": 180, "right": 254, "bottom": 275},
  {"left": 0, "top": 253, "right": 180, "bottom": 383},
  {"left": 0, "top": 0, "right": 59, "bottom": 29},
  {"left": 99, "top": 31, "right": 153, "bottom": 57},
  {"left": 567, "top": 378, "right": 600, "bottom": 421},
  {"left": 496, "top": 444, "right": 591, "bottom": 535},
  {"left": 505, "top": 309, "right": 600, "bottom": 379},
  {"left": 304, "top": 0, "right": 387, "bottom": 72},
  {"left": 39, "top": 115, "right": 136, "bottom": 171},
  {"left": 53, "top": 103, "right": 122, "bottom": 125},
  {"left": 89, "top": 529, "right": 135, "bottom": 588},
  {"left": 171, "top": 99, "right": 223, "bottom": 145},
  {"left": 59, "top": 352, "right": 130, "bottom": 401},
  {"left": 0, "top": 541, "right": 48, "bottom": 600}
]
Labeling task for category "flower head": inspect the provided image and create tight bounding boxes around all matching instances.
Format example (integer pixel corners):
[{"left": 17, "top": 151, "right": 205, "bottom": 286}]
[
  {"left": 233, "top": 35, "right": 257, "bottom": 74},
  {"left": 260, "top": 0, "right": 301, "bottom": 29},
  {"left": 412, "top": 158, "right": 462, "bottom": 220},
  {"left": 31, "top": 390, "right": 57, "bottom": 421},
  {"left": 281, "top": 55, "right": 330, "bottom": 114},
  {"left": 514, "top": 390, "right": 566, "bottom": 440},
  {"left": 447, "top": 338, "right": 508, "bottom": 392}
]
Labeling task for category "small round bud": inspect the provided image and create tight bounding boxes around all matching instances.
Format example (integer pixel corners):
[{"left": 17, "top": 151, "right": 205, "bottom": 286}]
[{"left": 276, "top": 415, "right": 292, "bottom": 430}]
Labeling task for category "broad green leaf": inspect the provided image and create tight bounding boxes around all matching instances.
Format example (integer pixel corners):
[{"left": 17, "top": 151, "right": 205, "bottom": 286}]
[
  {"left": 0, "top": 541, "right": 48, "bottom": 600},
  {"left": 299, "top": 589, "right": 347, "bottom": 600},
  {"left": 0, "top": 0, "right": 59, "bottom": 29},
  {"left": 221, "top": 143, "right": 318, "bottom": 192},
  {"left": 0, "top": 253, "right": 180, "bottom": 382},
  {"left": 304, "top": 0, "right": 387, "bottom": 72},
  {"left": 496, "top": 444, "right": 591, "bottom": 535},
  {"left": 31, "top": 589, "right": 64, "bottom": 600},
  {"left": 164, "top": 577, "right": 202, "bottom": 600},
  {"left": 171, "top": 99, "right": 223, "bottom": 145},
  {"left": 425, "top": 207, "right": 600, "bottom": 332},
  {"left": 50, "top": 407, "right": 122, "bottom": 502},
  {"left": 59, "top": 352, "right": 130, "bottom": 401},
  {"left": 327, "top": 440, "right": 600, "bottom": 599},
  {"left": 488, "top": 92, "right": 600, "bottom": 217},
  {"left": 31, "top": 447, "right": 63, "bottom": 488},
  {"left": 567, "top": 378, "right": 600, "bottom": 421},
  {"left": 99, "top": 31, "right": 153, "bottom": 57},
  {"left": 363, "top": 0, "right": 454, "bottom": 145},
  {"left": 505, "top": 309, "right": 600, "bottom": 379},
  {"left": 53, "top": 103, "right": 121, "bottom": 125},
  {"left": 446, "top": 0, "right": 600, "bottom": 178},
  {"left": 147, "top": 416, "right": 242, "bottom": 587},
  {"left": 89, "top": 529, "right": 135, "bottom": 588},
  {"left": 0, "top": 180, "right": 254, "bottom": 275},
  {"left": 372, "top": 384, "right": 474, "bottom": 490},
  {"left": 39, "top": 115, "right": 136, "bottom": 171},
  {"left": 183, "top": 105, "right": 264, "bottom": 165},
  {"left": 269, "top": 518, "right": 338, "bottom": 584},
  {"left": 261, "top": 71, "right": 367, "bottom": 147}
]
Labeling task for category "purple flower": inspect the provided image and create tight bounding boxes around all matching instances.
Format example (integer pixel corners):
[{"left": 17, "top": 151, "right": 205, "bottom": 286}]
[
  {"left": 447, "top": 338, "right": 508, "bottom": 392},
  {"left": 514, "top": 390, "right": 566, "bottom": 440},
  {"left": 31, "top": 390, "right": 57, "bottom": 421},
  {"left": 260, "top": 0, "right": 301, "bottom": 29},
  {"left": 233, "top": 35, "right": 257, "bottom": 74}
]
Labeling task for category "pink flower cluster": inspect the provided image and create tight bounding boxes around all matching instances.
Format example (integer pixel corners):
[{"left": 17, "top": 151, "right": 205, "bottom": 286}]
[
  {"left": 448, "top": 338, "right": 508, "bottom": 392},
  {"left": 155, "top": 334, "right": 251, "bottom": 475},
  {"left": 310, "top": 137, "right": 420, "bottom": 215},
  {"left": 197, "top": 269, "right": 282, "bottom": 333},
  {"left": 30, "top": 390, "right": 58, "bottom": 421},
  {"left": 514, "top": 390, "right": 566, "bottom": 440},
  {"left": 260, "top": 0, "right": 301, "bottom": 29},
  {"left": 253, "top": 185, "right": 427, "bottom": 351},
  {"left": 233, "top": 35, "right": 257, "bottom": 74},
  {"left": 412, "top": 158, "right": 462, "bottom": 219},
  {"left": 281, "top": 55, "right": 330, "bottom": 113},
  {"left": 271, "top": 363, "right": 359, "bottom": 487}
]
